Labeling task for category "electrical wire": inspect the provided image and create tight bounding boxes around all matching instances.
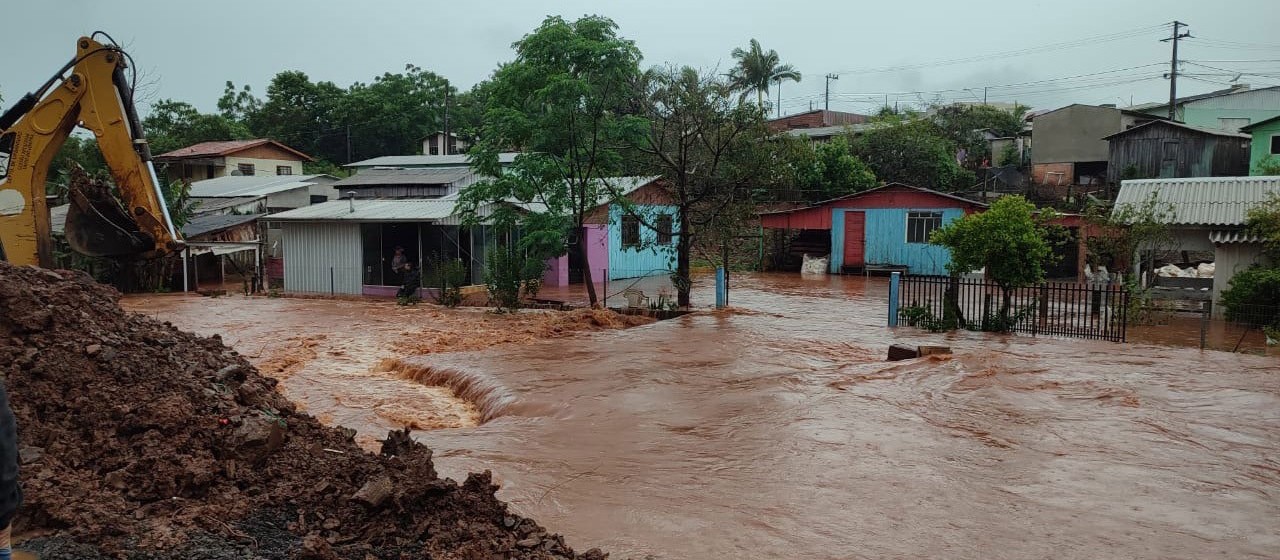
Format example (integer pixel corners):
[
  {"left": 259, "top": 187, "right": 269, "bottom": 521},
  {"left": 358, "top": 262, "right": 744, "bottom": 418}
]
[{"left": 830, "top": 23, "right": 1171, "bottom": 76}]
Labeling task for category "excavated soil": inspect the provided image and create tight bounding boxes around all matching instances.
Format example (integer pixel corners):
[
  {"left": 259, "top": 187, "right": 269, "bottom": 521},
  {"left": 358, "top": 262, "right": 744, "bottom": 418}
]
[{"left": 0, "top": 263, "right": 606, "bottom": 559}]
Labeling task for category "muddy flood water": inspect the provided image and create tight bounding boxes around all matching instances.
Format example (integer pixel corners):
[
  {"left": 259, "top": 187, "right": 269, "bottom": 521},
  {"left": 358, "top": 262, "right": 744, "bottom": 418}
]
[{"left": 125, "top": 274, "right": 1280, "bottom": 559}]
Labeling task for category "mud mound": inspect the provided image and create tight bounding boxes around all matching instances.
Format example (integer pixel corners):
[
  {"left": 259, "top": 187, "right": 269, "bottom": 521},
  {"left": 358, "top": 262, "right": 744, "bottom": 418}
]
[{"left": 0, "top": 263, "right": 604, "bottom": 560}]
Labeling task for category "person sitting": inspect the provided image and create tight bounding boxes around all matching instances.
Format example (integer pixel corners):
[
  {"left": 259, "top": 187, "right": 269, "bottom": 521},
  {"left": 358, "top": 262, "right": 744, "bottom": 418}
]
[{"left": 397, "top": 262, "right": 422, "bottom": 304}]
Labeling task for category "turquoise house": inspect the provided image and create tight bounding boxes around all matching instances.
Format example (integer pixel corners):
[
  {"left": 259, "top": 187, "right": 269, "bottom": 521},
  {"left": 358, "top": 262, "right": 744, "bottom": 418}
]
[{"left": 1241, "top": 115, "right": 1280, "bottom": 174}]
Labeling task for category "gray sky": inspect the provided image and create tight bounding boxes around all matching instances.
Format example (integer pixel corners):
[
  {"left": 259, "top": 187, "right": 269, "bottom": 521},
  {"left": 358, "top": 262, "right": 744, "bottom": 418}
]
[{"left": 3, "top": 0, "right": 1278, "bottom": 118}]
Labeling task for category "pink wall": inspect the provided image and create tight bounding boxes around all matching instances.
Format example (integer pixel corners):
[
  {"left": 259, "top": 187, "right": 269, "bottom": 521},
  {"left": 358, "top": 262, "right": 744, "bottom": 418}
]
[{"left": 542, "top": 224, "right": 610, "bottom": 288}]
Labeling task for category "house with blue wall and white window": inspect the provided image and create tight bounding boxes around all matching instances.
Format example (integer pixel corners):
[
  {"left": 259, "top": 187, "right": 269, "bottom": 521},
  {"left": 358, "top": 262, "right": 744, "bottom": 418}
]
[
  {"left": 759, "top": 183, "right": 988, "bottom": 276},
  {"left": 542, "top": 176, "right": 679, "bottom": 287}
]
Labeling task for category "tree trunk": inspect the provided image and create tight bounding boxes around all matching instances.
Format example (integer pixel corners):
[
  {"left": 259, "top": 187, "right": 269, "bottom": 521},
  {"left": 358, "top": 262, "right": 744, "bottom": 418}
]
[
  {"left": 580, "top": 234, "right": 599, "bottom": 308},
  {"left": 676, "top": 208, "right": 692, "bottom": 308}
]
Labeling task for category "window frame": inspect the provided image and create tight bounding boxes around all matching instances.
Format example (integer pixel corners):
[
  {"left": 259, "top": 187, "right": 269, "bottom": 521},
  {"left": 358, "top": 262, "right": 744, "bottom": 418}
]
[
  {"left": 655, "top": 214, "right": 674, "bottom": 245},
  {"left": 620, "top": 215, "right": 641, "bottom": 248},
  {"left": 276, "top": 165, "right": 293, "bottom": 176},
  {"left": 905, "top": 211, "right": 944, "bottom": 244},
  {"left": 1270, "top": 133, "right": 1280, "bottom": 156},
  {"left": 237, "top": 163, "right": 255, "bottom": 176}
]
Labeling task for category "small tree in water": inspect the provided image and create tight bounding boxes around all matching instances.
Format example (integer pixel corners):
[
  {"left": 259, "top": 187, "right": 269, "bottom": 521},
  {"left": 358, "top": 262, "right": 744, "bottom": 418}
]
[{"left": 931, "top": 195, "right": 1059, "bottom": 330}]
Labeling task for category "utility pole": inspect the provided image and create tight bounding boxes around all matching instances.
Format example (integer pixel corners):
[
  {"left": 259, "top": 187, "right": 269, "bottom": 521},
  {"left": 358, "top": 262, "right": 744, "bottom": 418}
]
[
  {"left": 443, "top": 88, "right": 451, "bottom": 155},
  {"left": 345, "top": 125, "right": 352, "bottom": 164},
  {"left": 1161, "top": 21, "right": 1192, "bottom": 121},
  {"left": 983, "top": 86, "right": 988, "bottom": 106},
  {"left": 825, "top": 73, "right": 839, "bottom": 112}
]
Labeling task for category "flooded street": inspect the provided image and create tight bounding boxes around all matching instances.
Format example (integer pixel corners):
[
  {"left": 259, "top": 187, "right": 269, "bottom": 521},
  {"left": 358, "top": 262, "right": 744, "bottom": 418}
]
[{"left": 126, "top": 274, "right": 1280, "bottom": 559}]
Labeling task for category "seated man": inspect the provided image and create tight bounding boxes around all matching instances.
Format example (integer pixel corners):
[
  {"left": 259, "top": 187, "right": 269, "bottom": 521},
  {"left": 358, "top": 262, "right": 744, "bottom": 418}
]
[{"left": 397, "top": 262, "right": 422, "bottom": 303}]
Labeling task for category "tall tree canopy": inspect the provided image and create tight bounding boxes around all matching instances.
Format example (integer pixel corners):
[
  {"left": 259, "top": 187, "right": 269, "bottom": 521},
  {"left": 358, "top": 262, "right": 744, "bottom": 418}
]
[
  {"left": 852, "top": 119, "right": 975, "bottom": 191},
  {"left": 729, "top": 38, "right": 800, "bottom": 108},
  {"left": 632, "top": 65, "right": 764, "bottom": 306},
  {"left": 142, "top": 99, "right": 250, "bottom": 155},
  {"left": 461, "top": 14, "right": 644, "bottom": 307}
]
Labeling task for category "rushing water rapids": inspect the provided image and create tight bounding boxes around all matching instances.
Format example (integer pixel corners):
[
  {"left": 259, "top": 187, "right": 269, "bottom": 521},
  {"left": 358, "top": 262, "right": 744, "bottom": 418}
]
[{"left": 126, "top": 274, "right": 1280, "bottom": 559}]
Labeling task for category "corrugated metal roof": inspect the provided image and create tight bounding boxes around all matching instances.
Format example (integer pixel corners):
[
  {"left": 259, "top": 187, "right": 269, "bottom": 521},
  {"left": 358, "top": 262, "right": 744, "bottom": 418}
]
[
  {"left": 154, "top": 139, "right": 313, "bottom": 161},
  {"left": 1209, "top": 230, "right": 1262, "bottom": 244},
  {"left": 265, "top": 198, "right": 545, "bottom": 223},
  {"left": 1101, "top": 119, "right": 1251, "bottom": 140},
  {"left": 182, "top": 213, "right": 262, "bottom": 238},
  {"left": 1113, "top": 176, "right": 1280, "bottom": 226},
  {"left": 784, "top": 123, "right": 874, "bottom": 138},
  {"left": 346, "top": 153, "right": 520, "bottom": 168},
  {"left": 191, "top": 196, "right": 264, "bottom": 213},
  {"left": 189, "top": 174, "right": 332, "bottom": 197},
  {"left": 332, "top": 167, "right": 474, "bottom": 187}
]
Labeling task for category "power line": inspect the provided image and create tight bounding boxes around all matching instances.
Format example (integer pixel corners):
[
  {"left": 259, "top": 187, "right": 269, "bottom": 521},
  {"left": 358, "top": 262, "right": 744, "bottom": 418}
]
[{"left": 830, "top": 23, "right": 1170, "bottom": 76}]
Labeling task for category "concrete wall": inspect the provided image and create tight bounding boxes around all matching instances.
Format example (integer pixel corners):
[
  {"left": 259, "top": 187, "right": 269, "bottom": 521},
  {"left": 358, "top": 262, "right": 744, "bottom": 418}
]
[
  {"left": 1032, "top": 105, "right": 1124, "bottom": 164},
  {"left": 608, "top": 204, "right": 678, "bottom": 280},
  {"left": 1031, "top": 162, "right": 1075, "bottom": 186},
  {"left": 1172, "top": 227, "right": 1215, "bottom": 253},
  {"left": 307, "top": 176, "right": 339, "bottom": 201},
  {"left": 1212, "top": 242, "right": 1267, "bottom": 316},
  {"left": 829, "top": 207, "right": 963, "bottom": 275},
  {"left": 223, "top": 156, "right": 304, "bottom": 177},
  {"left": 280, "top": 222, "right": 362, "bottom": 294}
]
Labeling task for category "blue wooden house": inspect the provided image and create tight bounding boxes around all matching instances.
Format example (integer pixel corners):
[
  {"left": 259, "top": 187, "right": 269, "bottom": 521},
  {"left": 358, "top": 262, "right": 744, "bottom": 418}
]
[{"left": 759, "top": 183, "right": 987, "bottom": 275}]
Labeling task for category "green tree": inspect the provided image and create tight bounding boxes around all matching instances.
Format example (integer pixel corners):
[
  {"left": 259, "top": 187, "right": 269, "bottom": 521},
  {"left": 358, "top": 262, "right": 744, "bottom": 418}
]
[
  {"left": 852, "top": 119, "right": 975, "bottom": 190},
  {"left": 1220, "top": 266, "right": 1280, "bottom": 327},
  {"left": 47, "top": 136, "right": 106, "bottom": 195},
  {"left": 143, "top": 99, "right": 250, "bottom": 155},
  {"left": 461, "top": 15, "right": 644, "bottom": 307},
  {"left": 929, "top": 103, "right": 1026, "bottom": 168},
  {"left": 245, "top": 71, "right": 346, "bottom": 162},
  {"left": 931, "top": 195, "right": 1059, "bottom": 328},
  {"left": 799, "top": 136, "right": 877, "bottom": 201},
  {"left": 216, "top": 81, "right": 261, "bottom": 122},
  {"left": 1243, "top": 191, "right": 1280, "bottom": 260},
  {"left": 338, "top": 65, "right": 452, "bottom": 160},
  {"left": 632, "top": 66, "right": 764, "bottom": 307},
  {"left": 1102, "top": 191, "right": 1177, "bottom": 283},
  {"left": 728, "top": 38, "right": 800, "bottom": 109}
]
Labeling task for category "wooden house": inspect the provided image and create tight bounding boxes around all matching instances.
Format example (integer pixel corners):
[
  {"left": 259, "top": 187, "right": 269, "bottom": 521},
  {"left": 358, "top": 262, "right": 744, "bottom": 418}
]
[{"left": 1104, "top": 121, "right": 1250, "bottom": 183}]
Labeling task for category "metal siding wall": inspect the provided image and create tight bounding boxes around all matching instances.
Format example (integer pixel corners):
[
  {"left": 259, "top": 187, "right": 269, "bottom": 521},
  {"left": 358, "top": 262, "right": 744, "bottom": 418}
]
[
  {"left": 607, "top": 204, "right": 679, "bottom": 280},
  {"left": 281, "top": 222, "right": 362, "bottom": 294}
]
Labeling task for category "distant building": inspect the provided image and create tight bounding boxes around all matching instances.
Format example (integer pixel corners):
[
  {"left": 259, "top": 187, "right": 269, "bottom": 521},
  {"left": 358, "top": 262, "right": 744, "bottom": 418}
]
[
  {"left": 1131, "top": 84, "right": 1280, "bottom": 132},
  {"left": 767, "top": 109, "right": 869, "bottom": 132},
  {"left": 542, "top": 176, "right": 677, "bottom": 287},
  {"left": 1239, "top": 115, "right": 1280, "bottom": 174},
  {"left": 154, "top": 139, "right": 313, "bottom": 183},
  {"left": 1103, "top": 121, "right": 1250, "bottom": 183},
  {"left": 330, "top": 167, "right": 480, "bottom": 199},
  {"left": 344, "top": 153, "right": 520, "bottom": 173},
  {"left": 1029, "top": 104, "right": 1161, "bottom": 186},
  {"left": 421, "top": 132, "right": 468, "bottom": 156}
]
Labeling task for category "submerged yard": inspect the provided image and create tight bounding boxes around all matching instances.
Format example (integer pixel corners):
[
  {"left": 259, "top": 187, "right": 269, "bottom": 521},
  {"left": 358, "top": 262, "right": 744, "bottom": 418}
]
[{"left": 125, "top": 274, "right": 1280, "bottom": 559}]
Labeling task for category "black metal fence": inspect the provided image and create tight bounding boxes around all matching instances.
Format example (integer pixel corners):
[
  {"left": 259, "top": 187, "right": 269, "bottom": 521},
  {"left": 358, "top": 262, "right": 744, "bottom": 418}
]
[{"left": 895, "top": 275, "right": 1129, "bottom": 342}]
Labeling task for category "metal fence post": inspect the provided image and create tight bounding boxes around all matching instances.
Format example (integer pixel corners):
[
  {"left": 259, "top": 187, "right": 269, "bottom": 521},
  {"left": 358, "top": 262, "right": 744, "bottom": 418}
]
[
  {"left": 715, "top": 267, "right": 726, "bottom": 309},
  {"left": 888, "top": 272, "right": 901, "bottom": 327},
  {"left": 330, "top": 266, "right": 335, "bottom": 295},
  {"left": 1200, "top": 300, "right": 1210, "bottom": 350}
]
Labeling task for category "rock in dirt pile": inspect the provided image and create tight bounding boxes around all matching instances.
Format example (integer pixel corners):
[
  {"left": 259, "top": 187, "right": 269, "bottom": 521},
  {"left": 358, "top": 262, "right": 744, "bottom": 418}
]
[{"left": 0, "top": 263, "right": 605, "bottom": 560}]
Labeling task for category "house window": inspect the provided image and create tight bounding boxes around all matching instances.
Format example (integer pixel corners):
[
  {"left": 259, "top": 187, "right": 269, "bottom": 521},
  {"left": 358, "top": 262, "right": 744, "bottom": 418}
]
[
  {"left": 206, "top": 165, "right": 216, "bottom": 179},
  {"left": 906, "top": 211, "right": 943, "bottom": 244},
  {"left": 1162, "top": 140, "right": 1179, "bottom": 161},
  {"left": 237, "top": 163, "right": 255, "bottom": 175},
  {"left": 1271, "top": 134, "right": 1280, "bottom": 155},
  {"left": 621, "top": 215, "right": 640, "bottom": 248},
  {"left": 276, "top": 165, "right": 292, "bottom": 175},
  {"left": 655, "top": 214, "right": 674, "bottom": 245}
]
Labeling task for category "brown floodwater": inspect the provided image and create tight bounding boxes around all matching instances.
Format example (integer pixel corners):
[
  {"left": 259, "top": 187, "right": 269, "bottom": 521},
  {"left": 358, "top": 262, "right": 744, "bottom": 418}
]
[{"left": 127, "top": 275, "right": 1280, "bottom": 559}]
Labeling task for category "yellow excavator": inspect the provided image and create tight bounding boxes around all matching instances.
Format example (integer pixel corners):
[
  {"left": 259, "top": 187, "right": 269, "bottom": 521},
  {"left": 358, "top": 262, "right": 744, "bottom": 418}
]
[{"left": 0, "top": 33, "right": 184, "bottom": 269}]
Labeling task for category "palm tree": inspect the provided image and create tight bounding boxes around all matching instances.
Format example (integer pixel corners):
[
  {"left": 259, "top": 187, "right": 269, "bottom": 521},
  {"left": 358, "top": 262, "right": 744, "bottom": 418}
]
[{"left": 729, "top": 38, "right": 801, "bottom": 109}]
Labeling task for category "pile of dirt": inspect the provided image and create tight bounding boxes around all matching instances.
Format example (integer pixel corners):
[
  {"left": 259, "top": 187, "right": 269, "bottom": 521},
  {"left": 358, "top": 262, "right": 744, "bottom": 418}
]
[{"left": 0, "top": 263, "right": 605, "bottom": 559}]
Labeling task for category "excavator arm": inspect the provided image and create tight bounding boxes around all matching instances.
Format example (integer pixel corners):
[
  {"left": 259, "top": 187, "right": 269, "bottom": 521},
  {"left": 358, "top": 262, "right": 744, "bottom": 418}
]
[{"left": 0, "top": 35, "right": 183, "bottom": 268}]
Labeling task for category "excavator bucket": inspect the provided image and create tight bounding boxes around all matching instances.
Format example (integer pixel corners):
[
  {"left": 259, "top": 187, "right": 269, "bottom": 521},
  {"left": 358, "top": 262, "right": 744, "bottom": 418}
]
[{"left": 63, "top": 171, "right": 153, "bottom": 258}]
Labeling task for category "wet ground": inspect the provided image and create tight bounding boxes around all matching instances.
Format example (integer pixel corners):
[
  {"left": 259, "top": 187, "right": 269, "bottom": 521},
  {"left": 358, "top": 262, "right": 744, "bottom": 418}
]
[{"left": 125, "top": 274, "right": 1280, "bottom": 559}]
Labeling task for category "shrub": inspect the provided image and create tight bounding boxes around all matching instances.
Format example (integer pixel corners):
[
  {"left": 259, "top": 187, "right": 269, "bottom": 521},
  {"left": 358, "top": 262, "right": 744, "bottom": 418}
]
[
  {"left": 484, "top": 246, "right": 546, "bottom": 312},
  {"left": 1220, "top": 265, "right": 1280, "bottom": 326},
  {"left": 427, "top": 255, "right": 467, "bottom": 308}
]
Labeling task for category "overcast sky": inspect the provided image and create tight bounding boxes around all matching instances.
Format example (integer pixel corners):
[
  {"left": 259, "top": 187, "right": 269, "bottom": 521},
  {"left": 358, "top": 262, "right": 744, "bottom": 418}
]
[{"left": 3, "top": 0, "right": 1278, "bottom": 118}]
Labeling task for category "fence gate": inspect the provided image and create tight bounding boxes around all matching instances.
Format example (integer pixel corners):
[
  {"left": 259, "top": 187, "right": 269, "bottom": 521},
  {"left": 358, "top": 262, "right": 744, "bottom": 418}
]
[{"left": 889, "top": 274, "right": 1129, "bottom": 342}]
